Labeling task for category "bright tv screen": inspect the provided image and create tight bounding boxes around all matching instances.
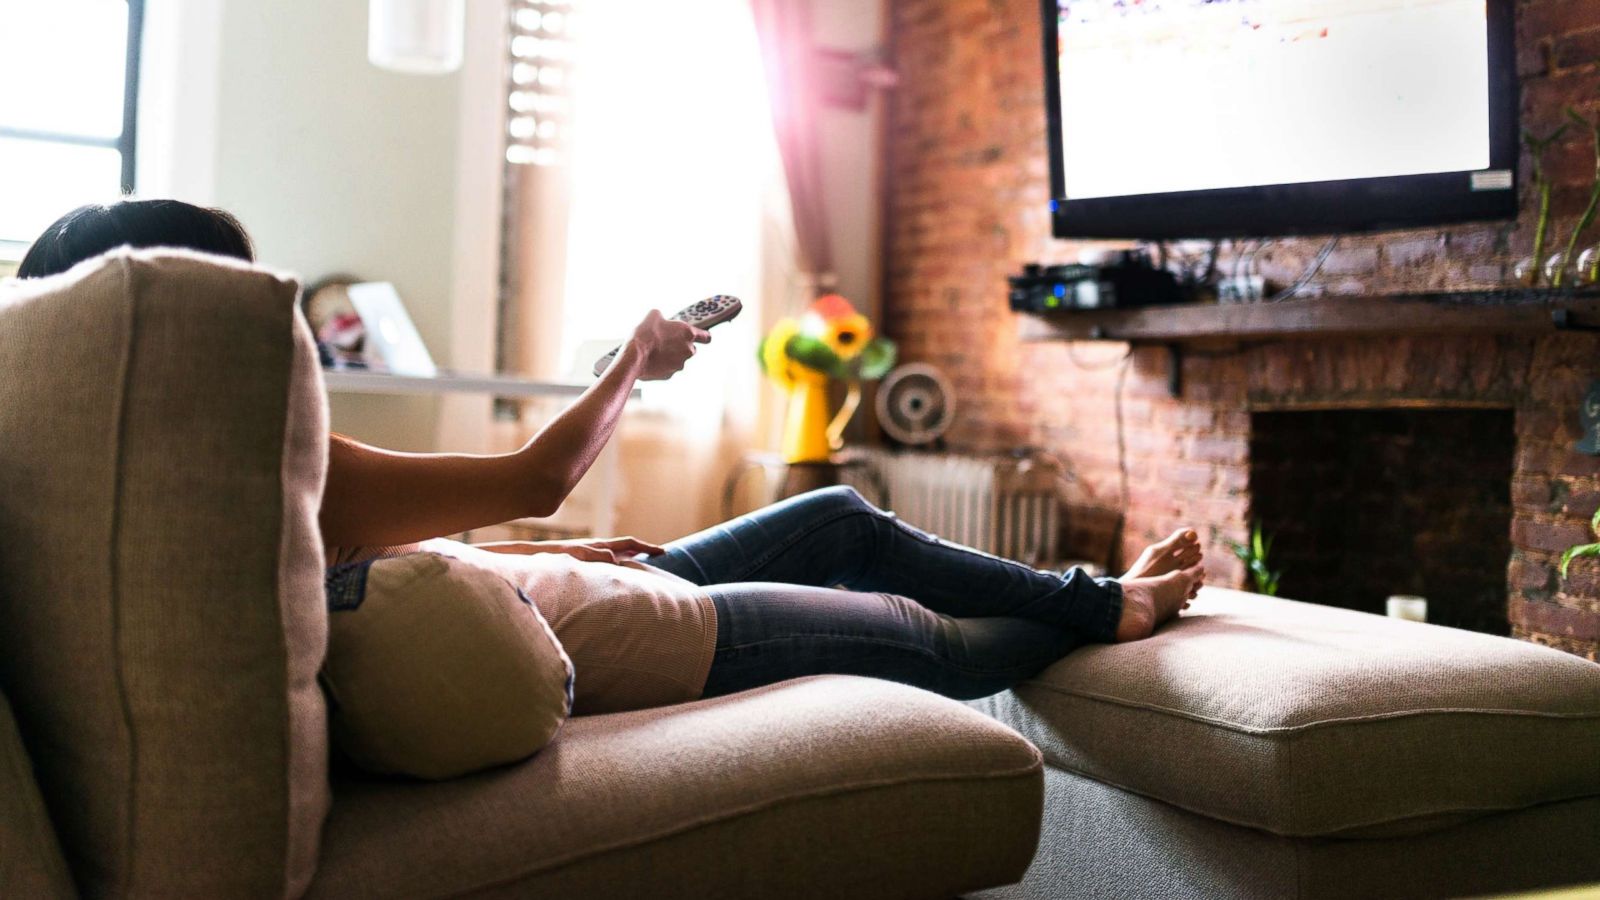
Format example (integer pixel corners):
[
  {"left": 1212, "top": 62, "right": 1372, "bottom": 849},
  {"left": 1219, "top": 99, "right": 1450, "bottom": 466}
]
[{"left": 1043, "top": 0, "right": 1519, "bottom": 239}]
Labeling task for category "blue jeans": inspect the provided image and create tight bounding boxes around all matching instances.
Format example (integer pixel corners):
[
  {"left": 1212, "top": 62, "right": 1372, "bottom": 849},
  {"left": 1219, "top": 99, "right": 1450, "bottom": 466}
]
[{"left": 645, "top": 486, "right": 1122, "bottom": 701}]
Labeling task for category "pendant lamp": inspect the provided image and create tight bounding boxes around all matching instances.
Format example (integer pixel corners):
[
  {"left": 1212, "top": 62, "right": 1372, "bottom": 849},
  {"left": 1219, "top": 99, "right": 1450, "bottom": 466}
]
[{"left": 368, "top": 0, "right": 464, "bottom": 74}]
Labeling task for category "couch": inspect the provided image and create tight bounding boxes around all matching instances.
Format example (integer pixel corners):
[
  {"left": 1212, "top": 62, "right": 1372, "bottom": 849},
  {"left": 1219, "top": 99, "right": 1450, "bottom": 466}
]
[
  {"left": 970, "top": 587, "right": 1600, "bottom": 899},
  {"left": 7, "top": 250, "right": 1599, "bottom": 900},
  {"left": 0, "top": 251, "right": 1044, "bottom": 898}
]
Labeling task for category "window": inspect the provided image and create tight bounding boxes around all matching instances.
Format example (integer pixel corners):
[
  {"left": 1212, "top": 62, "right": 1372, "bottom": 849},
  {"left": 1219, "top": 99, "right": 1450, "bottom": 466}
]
[
  {"left": 0, "top": 0, "right": 144, "bottom": 259},
  {"left": 492, "top": 0, "right": 792, "bottom": 538},
  {"left": 503, "top": 0, "right": 574, "bottom": 169},
  {"left": 497, "top": 0, "right": 785, "bottom": 408}
]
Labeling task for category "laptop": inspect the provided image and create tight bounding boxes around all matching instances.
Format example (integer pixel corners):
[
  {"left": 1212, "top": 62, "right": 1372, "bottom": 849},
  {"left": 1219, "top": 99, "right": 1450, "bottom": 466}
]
[{"left": 346, "top": 282, "right": 438, "bottom": 378}]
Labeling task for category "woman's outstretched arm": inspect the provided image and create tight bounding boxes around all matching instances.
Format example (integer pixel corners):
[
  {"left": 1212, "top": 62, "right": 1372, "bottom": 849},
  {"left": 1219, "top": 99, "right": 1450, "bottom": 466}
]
[{"left": 319, "top": 310, "right": 709, "bottom": 550}]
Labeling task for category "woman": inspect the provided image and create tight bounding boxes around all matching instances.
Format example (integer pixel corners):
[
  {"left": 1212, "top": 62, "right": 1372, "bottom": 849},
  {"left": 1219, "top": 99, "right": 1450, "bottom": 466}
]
[{"left": 19, "top": 200, "right": 1205, "bottom": 714}]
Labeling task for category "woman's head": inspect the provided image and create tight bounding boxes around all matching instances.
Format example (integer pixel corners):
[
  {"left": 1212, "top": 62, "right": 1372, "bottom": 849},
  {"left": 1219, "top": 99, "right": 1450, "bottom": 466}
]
[{"left": 18, "top": 199, "right": 254, "bottom": 279}]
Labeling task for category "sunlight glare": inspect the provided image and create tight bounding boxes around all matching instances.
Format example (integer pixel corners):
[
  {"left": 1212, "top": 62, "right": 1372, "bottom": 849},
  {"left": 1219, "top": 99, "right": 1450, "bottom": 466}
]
[
  {"left": 0, "top": 138, "right": 122, "bottom": 244},
  {"left": 560, "top": 0, "right": 780, "bottom": 418},
  {"left": 0, "top": 1, "right": 128, "bottom": 139}
]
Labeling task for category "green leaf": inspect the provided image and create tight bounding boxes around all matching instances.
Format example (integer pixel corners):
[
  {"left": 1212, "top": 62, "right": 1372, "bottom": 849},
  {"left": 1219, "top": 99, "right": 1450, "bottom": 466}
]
[
  {"left": 1560, "top": 542, "right": 1600, "bottom": 578},
  {"left": 853, "top": 338, "right": 898, "bottom": 380},
  {"left": 784, "top": 334, "right": 848, "bottom": 378},
  {"left": 1262, "top": 570, "right": 1282, "bottom": 597},
  {"left": 1230, "top": 521, "right": 1285, "bottom": 595},
  {"left": 1247, "top": 560, "right": 1280, "bottom": 596},
  {"left": 1525, "top": 123, "right": 1572, "bottom": 153},
  {"left": 1589, "top": 506, "right": 1600, "bottom": 535}
]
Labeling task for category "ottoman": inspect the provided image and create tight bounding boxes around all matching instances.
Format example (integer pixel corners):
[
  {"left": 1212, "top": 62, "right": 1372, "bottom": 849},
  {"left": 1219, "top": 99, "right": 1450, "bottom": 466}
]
[{"left": 971, "top": 587, "right": 1600, "bottom": 899}]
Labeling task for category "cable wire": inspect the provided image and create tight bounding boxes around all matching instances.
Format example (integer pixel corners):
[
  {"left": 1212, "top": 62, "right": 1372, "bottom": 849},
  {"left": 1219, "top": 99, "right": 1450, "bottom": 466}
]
[
  {"left": 1067, "top": 342, "right": 1134, "bottom": 371},
  {"left": 1267, "top": 236, "right": 1339, "bottom": 302},
  {"left": 1106, "top": 350, "right": 1133, "bottom": 574}
]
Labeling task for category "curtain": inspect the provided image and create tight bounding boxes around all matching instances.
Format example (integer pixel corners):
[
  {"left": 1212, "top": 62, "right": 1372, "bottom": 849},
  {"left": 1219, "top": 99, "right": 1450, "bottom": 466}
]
[{"left": 750, "top": 0, "right": 836, "bottom": 295}]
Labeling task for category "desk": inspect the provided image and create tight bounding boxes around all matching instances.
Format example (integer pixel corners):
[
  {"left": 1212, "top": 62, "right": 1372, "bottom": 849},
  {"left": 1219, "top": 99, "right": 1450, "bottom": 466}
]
[{"left": 321, "top": 369, "right": 640, "bottom": 400}]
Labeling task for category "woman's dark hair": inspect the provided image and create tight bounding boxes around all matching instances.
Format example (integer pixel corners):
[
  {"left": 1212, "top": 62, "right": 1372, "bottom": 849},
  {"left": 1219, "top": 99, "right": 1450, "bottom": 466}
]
[{"left": 17, "top": 199, "right": 255, "bottom": 279}]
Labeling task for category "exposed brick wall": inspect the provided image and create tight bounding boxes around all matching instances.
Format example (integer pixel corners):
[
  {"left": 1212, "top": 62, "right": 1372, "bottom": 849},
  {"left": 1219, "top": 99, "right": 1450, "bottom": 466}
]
[{"left": 883, "top": 0, "right": 1600, "bottom": 659}]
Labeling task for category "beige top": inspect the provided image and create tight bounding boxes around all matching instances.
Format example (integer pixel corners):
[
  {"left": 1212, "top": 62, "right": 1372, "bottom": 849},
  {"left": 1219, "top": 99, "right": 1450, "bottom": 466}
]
[{"left": 329, "top": 540, "right": 718, "bottom": 715}]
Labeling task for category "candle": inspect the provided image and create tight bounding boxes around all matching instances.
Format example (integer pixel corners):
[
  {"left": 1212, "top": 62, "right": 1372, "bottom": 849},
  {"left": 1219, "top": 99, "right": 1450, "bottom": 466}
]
[{"left": 1387, "top": 595, "right": 1428, "bottom": 623}]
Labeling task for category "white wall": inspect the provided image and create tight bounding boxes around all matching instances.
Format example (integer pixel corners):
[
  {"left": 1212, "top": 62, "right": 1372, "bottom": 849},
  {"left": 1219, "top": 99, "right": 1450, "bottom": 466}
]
[
  {"left": 217, "top": 0, "right": 462, "bottom": 449},
  {"left": 136, "top": 0, "right": 223, "bottom": 205},
  {"left": 140, "top": 0, "right": 494, "bottom": 451}
]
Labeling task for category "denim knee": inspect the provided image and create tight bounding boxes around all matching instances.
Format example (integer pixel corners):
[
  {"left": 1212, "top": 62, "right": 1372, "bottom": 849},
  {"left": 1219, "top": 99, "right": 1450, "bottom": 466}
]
[
  {"left": 806, "top": 484, "right": 875, "bottom": 516},
  {"left": 779, "top": 486, "right": 881, "bottom": 579}
]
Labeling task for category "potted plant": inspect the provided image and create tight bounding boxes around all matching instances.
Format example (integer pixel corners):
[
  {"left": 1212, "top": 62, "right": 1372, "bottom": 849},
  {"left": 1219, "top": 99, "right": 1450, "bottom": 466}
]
[{"left": 1229, "top": 521, "right": 1283, "bottom": 596}]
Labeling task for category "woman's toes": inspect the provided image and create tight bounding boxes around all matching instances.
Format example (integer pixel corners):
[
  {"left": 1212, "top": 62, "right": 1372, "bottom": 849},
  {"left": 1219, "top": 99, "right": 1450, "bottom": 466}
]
[
  {"left": 1128, "top": 527, "right": 1204, "bottom": 580},
  {"left": 1173, "top": 533, "right": 1201, "bottom": 564},
  {"left": 1158, "top": 529, "right": 1192, "bottom": 558}
]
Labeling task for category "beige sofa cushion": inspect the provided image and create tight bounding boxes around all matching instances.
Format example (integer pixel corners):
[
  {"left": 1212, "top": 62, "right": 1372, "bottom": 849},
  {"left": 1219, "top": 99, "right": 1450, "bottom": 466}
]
[
  {"left": 308, "top": 676, "right": 1045, "bottom": 899},
  {"left": 323, "top": 552, "right": 575, "bottom": 779},
  {"left": 975, "top": 587, "right": 1600, "bottom": 838},
  {"left": 0, "top": 250, "right": 330, "bottom": 896},
  {"left": 0, "top": 687, "right": 74, "bottom": 898}
]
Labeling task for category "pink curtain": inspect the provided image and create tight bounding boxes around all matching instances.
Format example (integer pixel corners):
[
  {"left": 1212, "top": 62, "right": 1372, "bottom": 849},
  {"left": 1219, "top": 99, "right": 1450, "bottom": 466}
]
[{"left": 750, "top": 0, "right": 836, "bottom": 294}]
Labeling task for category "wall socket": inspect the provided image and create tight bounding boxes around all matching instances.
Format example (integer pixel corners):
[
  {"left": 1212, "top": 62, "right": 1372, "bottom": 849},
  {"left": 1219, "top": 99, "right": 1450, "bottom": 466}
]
[{"left": 1218, "top": 275, "right": 1266, "bottom": 303}]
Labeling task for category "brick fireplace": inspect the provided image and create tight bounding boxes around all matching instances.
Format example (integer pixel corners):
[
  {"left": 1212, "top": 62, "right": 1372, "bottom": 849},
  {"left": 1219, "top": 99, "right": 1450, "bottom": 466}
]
[
  {"left": 882, "top": 0, "right": 1600, "bottom": 659},
  {"left": 1251, "top": 407, "right": 1516, "bottom": 635}
]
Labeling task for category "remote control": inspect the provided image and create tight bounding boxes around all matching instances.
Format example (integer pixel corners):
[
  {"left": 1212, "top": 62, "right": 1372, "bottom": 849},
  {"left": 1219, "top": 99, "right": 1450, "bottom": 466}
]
[{"left": 592, "top": 295, "right": 744, "bottom": 377}]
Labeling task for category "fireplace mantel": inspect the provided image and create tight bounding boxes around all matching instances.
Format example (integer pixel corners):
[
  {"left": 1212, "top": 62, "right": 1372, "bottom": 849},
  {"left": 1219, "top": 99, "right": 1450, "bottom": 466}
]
[{"left": 1017, "top": 288, "right": 1600, "bottom": 344}]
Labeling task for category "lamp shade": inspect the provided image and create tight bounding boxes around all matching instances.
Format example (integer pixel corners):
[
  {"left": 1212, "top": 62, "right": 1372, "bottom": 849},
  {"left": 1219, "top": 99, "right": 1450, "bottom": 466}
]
[{"left": 368, "top": 0, "right": 464, "bottom": 75}]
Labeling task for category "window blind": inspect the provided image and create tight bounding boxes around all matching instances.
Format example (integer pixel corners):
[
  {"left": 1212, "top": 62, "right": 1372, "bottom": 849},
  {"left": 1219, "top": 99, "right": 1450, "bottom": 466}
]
[{"left": 504, "top": 0, "right": 574, "bottom": 167}]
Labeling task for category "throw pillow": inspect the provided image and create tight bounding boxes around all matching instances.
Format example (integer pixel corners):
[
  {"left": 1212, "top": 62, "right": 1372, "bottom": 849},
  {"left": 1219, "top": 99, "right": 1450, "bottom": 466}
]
[{"left": 322, "top": 552, "right": 574, "bottom": 780}]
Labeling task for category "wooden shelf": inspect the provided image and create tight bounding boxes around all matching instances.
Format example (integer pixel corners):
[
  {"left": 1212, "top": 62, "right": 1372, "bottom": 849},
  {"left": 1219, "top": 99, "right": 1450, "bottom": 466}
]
[{"left": 1016, "top": 288, "right": 1600, "bottom": 344}]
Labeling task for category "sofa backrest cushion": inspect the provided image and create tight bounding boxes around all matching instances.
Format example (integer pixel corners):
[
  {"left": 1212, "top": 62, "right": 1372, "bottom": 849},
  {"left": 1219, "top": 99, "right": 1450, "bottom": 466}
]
[
  {"left": 0, "top": 686, "right": 75, "bottom": 898},
  {"left": 0, "top": 250, "right": 330, "bottom": 896}
]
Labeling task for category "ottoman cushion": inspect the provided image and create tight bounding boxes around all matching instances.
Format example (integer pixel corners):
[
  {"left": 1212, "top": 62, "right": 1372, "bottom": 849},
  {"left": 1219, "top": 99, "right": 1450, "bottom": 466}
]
[{"left": 974, "top": 587, "right": 1600, "bottom": 838}]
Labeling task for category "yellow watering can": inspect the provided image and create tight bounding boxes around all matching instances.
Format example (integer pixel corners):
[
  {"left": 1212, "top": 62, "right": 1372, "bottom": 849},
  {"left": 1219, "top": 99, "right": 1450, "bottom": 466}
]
[{"left": 758, "top": 294, "right": 896, "bottom": 464}]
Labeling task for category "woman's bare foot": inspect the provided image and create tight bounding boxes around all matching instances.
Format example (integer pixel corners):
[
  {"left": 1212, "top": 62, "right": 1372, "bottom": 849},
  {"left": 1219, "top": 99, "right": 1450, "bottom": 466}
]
[
  {"left": 1123, "top": 528, "right": 1202, "bottom": 580},
  {"left": 1114, "top": 564, "right": 1205, "bottom": 642}
]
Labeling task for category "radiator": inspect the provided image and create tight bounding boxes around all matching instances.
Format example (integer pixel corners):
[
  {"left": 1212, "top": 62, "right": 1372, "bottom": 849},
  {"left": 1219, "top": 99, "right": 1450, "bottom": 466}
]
[{"left": 843, "top": 450, "right": 1063, "bottom": 568}]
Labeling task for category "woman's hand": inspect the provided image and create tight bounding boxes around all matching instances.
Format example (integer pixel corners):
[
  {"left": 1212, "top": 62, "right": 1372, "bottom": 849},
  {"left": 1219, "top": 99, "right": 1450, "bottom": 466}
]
[
  {"left": 476, "top": 536, "right": 666, "bottom": 565},
  {"left": 627, "top": 309, "right": 711, "bottom": 381}
]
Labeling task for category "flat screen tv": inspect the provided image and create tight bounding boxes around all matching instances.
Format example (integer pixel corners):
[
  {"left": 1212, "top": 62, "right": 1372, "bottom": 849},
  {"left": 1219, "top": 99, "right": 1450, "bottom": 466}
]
[{"left": 1042, "top": 0, "right": 1519, "bottom": 239}]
